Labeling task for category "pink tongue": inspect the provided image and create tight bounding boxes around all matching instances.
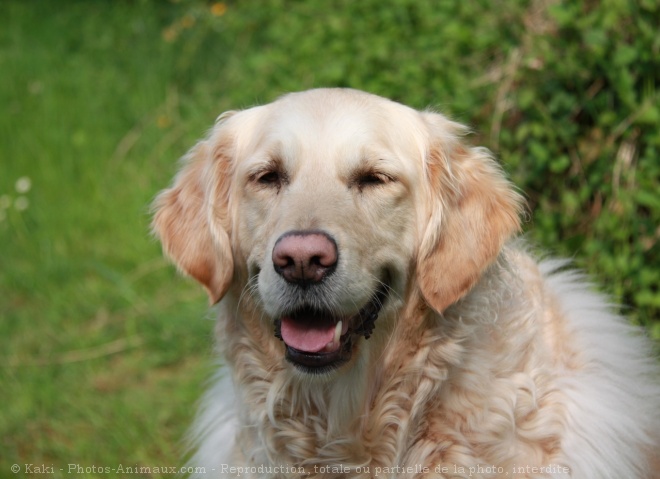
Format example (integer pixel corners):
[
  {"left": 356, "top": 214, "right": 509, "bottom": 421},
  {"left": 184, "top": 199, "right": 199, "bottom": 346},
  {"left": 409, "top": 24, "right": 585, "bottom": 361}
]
[{"left": 280, "top": 317, "right": 335, "bottom": 353}]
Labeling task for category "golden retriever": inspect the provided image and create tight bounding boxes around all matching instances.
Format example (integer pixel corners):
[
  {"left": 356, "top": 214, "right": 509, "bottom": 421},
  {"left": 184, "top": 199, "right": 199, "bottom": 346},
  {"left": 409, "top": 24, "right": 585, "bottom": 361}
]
[{"left": 153, "top": 88, "right": 660, "bottom": 478}]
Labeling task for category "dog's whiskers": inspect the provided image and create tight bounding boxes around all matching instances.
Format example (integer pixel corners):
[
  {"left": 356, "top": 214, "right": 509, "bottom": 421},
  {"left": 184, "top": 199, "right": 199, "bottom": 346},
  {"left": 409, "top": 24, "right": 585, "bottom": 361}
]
[{"left": 235, "top": 275, "right": 260, "bottom": 317}]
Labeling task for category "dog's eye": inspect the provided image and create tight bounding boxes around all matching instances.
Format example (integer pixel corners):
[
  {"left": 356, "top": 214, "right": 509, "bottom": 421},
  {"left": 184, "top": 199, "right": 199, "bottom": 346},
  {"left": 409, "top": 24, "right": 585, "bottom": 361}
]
[
  {"left": 257, "top": 171, "right": 281, "bottom": 185},
  {"left": 356, "top": 171, "right": 392, "bottom": 190},
  {"left": 251, "top": 167, "right": 290, "bottom": 190},
  {"left": 249, "top": 159, "right": 289, "bottom": 191}
]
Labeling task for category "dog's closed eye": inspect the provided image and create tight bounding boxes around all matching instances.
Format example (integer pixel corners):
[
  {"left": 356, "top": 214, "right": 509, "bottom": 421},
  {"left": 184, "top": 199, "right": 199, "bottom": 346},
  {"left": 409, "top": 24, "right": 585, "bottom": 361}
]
[
  {"left": 257, "top": 170, "right": 283, "bottom": 186},
  {"left": 249, "top": 160, "right": 289, "bottom": 190},
  {"left": 352, "top": 169, "right": 395, "bottom": 191}
]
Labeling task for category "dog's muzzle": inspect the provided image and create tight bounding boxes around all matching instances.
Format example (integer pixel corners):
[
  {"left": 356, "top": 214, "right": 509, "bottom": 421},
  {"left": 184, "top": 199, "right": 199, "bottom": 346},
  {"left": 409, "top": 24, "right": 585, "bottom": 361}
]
[{"left": 274, "top": 282, "right": 388, "bottom": 373}]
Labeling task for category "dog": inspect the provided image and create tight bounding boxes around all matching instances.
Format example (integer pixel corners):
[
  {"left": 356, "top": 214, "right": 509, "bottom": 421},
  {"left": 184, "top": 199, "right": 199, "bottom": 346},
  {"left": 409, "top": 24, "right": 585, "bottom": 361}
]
[{"left": 153, "top": 88, "right": 660, "bottom": 478}]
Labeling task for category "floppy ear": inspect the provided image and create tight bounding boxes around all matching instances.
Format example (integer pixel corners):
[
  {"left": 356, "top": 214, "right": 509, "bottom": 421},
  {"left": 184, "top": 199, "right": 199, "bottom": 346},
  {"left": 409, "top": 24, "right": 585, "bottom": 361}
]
[
  {"left": 152, "top": 120, "right": 235, "bottom": 304},
  {"left": 417, "top": 113, "right": 523, "bottom": 313}
]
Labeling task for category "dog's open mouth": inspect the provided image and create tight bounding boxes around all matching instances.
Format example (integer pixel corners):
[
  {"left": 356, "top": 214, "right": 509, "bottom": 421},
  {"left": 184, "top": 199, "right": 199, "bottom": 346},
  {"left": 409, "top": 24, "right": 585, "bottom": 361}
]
[{"left": 274, "top": 284, "right": 388, "bottom": 373}]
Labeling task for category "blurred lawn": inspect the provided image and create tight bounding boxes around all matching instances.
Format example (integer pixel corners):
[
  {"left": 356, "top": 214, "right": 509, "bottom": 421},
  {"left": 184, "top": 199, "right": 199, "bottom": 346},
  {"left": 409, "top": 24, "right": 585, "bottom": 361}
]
[
  {"left": 1, "top": 2, "right": 223, "bottom": 475},
  {"left": 1, "top": 0, "right": 658, "bottom": 477}
]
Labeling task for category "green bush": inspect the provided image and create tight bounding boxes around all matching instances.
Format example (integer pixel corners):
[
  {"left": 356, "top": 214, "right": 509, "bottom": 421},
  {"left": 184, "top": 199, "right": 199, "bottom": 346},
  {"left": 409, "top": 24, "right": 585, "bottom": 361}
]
[{"left": 497, "top": 0, "right": 660, "bottom": 332}]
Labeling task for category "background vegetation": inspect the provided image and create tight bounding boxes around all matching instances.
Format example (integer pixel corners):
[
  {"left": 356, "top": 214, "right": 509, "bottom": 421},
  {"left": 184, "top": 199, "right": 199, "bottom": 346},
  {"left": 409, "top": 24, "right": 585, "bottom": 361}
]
[{"left": 1, "top": 0, "right": 658, "bottom": 476}]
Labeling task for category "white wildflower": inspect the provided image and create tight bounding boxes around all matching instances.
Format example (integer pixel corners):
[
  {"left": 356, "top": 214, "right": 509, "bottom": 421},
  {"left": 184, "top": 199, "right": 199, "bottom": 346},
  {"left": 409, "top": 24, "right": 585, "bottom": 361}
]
[{"left": 15, "top": 176, "right": 32, "bottom": 194}]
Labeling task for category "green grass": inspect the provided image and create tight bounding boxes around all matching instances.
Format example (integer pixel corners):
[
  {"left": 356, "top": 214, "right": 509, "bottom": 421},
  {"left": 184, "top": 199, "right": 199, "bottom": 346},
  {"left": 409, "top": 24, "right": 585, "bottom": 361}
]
[
  {"left": 1, "top": 0, "right": 658, "bottom": 477},
  {"left": 1, "top": 2, "right": 220, "bottom": 475}
]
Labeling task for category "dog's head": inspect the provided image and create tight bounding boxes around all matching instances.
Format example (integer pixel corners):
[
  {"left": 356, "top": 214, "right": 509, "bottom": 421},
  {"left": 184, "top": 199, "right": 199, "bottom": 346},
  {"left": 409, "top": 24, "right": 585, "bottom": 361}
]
[{"left": 153, "top": 88, "right": 522, "bottom": 376}]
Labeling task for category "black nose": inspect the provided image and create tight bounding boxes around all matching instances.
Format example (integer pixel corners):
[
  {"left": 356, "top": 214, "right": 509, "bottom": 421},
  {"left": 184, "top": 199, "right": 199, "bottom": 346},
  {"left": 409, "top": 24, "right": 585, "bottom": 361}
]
[{"left": 272, "top": 231, "right": 338, "bottom": 286}]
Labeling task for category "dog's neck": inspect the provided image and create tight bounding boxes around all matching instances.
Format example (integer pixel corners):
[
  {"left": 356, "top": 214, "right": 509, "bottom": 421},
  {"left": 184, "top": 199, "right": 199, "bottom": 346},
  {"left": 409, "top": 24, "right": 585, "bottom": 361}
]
[{"left": 215, "top": 282, "right": 481, "bottom": 469}]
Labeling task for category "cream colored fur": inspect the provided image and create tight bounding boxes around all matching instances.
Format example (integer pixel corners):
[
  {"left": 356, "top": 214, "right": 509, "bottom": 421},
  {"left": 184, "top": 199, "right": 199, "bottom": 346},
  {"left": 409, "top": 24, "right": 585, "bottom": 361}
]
[{"left": 153, "top": 89, "right": 660, "bottom": 478}]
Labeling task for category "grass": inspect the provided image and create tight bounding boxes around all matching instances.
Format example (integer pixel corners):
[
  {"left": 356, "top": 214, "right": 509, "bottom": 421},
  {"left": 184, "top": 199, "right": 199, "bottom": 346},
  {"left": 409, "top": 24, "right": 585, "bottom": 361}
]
[
  {"left": 1, "top": 0, "right": 658, "bottom": 477},
  {"left": 1, "top": 2, "right": 221, "bottom": 475}
]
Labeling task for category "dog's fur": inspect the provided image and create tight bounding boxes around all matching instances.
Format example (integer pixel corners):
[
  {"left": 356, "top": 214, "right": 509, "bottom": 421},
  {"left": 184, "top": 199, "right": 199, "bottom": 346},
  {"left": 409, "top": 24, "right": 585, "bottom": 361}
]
[{"left": 153, "top": 88, "right": 660, "bottom": 478}]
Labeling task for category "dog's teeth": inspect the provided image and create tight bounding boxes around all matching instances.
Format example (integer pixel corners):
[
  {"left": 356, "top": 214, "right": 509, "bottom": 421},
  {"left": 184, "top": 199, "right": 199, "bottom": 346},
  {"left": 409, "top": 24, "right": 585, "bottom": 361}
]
[{"left": 334, "top": 320, "right": 342, "bottom": 345}]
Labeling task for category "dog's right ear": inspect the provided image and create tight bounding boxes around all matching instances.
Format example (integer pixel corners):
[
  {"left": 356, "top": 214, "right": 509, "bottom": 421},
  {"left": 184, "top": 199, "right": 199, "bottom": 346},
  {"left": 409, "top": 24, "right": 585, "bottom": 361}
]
[{"left": 152, "top": 115, "right": 236, "bottom": 304}]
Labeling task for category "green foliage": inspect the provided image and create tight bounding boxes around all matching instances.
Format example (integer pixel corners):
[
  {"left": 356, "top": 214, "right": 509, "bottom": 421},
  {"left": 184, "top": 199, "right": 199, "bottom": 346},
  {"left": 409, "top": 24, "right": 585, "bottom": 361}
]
[
  {"left": 1, "top": 0, "right": 658, "bottom": 474},
  {"left": 496, "top": 0, "right": 660, "bottom": 330}
]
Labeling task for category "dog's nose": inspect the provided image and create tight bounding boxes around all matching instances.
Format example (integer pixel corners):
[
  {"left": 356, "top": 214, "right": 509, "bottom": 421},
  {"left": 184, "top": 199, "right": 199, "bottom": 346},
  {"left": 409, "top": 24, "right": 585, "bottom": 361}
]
[{"left": 273, "top": 231, "right": 338, "bottom": 285}]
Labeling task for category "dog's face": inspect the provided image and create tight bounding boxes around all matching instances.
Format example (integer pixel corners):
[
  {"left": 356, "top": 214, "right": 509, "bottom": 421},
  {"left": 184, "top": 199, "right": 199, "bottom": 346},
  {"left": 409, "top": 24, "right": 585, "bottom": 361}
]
[
  {"left": 153, "top": 89, "right": 521, "bottom": 376},
  {"left": 233, "top": 92, "right": 425, "bottom": 373}
]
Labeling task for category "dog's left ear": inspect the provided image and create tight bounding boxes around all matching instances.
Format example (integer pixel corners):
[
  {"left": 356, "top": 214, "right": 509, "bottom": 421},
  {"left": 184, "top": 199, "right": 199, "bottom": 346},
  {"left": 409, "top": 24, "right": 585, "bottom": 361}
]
[{"left": 417, "top": 112, "right": 523, "bottom": 313}]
